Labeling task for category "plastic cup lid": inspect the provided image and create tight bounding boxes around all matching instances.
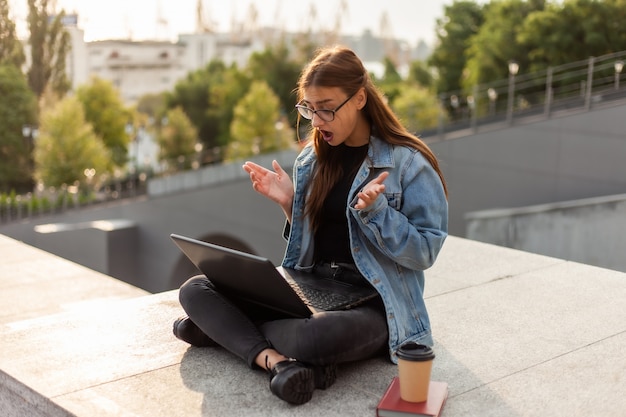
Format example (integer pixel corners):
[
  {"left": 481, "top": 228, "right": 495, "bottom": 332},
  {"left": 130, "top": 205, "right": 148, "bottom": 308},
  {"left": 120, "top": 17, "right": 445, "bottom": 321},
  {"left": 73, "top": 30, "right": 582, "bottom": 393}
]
[{"left": 396, "top": 342, "right": 435, "bottom": 361}]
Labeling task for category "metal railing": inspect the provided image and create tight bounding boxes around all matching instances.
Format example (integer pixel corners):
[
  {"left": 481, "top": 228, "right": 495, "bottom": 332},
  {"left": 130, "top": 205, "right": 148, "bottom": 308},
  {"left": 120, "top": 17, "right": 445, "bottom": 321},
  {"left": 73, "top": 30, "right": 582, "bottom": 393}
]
[
  {"left": 0, "top": 177, "right": 149, "bottom": 224},
  {"left": 421, "top": 50, "right": 626, "bottom": 140},
  {"left": 4, "top": 51, "right": 626, "bottom": 223}
]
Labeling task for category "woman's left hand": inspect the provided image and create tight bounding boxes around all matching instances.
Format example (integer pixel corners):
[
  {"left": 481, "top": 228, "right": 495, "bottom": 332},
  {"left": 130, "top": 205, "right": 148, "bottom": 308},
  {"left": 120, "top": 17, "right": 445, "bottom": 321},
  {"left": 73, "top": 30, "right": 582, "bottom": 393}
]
[{"left": 355, "top": 171, "right": 389, "bottom": 210}]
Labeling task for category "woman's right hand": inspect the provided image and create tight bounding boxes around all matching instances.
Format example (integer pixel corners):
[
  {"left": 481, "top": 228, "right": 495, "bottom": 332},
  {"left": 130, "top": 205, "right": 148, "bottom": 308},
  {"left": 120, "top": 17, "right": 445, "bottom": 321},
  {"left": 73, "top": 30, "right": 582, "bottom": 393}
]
[{"left": 243, "top": 160, "right": 294, "bottom": 218}]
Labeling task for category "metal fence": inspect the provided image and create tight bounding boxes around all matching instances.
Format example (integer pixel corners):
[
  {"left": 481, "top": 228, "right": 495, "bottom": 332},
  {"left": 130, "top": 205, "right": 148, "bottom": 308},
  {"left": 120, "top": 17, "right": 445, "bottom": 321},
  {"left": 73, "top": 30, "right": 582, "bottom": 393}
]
[
  {"left": 0, "top": 177, "right": 148, "bottom": 224},
  {"left": 4, "top": 50, "right": 626, "bottom": 223},
  {"left": 420, "top": 50, "right": 626, "bottom": 140}
]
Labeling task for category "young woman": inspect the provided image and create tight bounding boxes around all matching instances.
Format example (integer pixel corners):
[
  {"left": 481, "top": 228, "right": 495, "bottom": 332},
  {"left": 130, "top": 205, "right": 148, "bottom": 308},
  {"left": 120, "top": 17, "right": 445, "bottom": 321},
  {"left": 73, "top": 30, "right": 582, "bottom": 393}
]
[{"left": 174, "top": 46, "right": 448, "bottom": 405}]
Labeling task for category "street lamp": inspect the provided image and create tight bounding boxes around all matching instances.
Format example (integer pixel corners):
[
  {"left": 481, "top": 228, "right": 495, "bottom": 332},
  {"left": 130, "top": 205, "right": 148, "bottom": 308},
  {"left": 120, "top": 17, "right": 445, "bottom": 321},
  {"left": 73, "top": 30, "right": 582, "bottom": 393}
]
[
  {"left": 467, "top": 94, "right": 477, "bottom": 131},
  {"left": 487, "top": 88, "right": 498, "bottom": 117},
  {"left": 22, "top": 125, "right": 39, "bottom": 144},
  {"left": 83, "top": 168, "right": 96, "bottom": 193},
  {"left": 450, "top": 95, "right": 459, "bottom": 120},
  {"left": 507, "top": 60, "right": 519, "bottom": 125},
  {"left": 193, "top": 142, "right": 203, "bottom": 170},
  {"left": 22, "top": 125, "right": 39, "bottom": 173},
  {"left": 125, "top": 122, "right": 145, "bottom": 197},
  {"left": 615, "top": 60, "right": 624, "bottom": 90}
]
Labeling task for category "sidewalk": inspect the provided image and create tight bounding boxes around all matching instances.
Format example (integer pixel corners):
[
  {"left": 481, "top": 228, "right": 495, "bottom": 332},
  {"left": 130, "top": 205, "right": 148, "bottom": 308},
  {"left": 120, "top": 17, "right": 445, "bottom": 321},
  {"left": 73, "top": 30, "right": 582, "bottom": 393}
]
[{"left": 1, "top": 234, "right": 625, "bottom": 416}]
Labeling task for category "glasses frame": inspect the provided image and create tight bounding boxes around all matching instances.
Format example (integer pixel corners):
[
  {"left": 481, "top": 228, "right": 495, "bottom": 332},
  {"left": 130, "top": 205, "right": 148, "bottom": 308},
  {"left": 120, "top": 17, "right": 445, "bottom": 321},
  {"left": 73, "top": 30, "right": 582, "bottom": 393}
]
[{"left": 295, "top": 92, "right": 356, "bottom": 122}]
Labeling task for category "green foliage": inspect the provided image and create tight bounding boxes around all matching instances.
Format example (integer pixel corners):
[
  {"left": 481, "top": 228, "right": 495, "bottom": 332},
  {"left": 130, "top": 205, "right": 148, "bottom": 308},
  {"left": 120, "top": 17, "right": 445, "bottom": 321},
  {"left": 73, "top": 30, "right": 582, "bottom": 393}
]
[
  {"left": 166, "top": 61, "right": 247, "bottom": 153},
  {"left": 26, "top": 0, "right": 71, "bottom": 98},
  {"left": 206, "top": 63, "right": 252, "bottom": 148},
  {"left": 0, "top": 64, "right": 38, "bottom": 193},
  {"left": 157, "top": 106, "right": 198, "bottom": 170},
  {"left": 246, "top": 43, "right": 305, "bottom": 126},
  {"left": 0, "top": 0, "right": 25, "bottom": 68},
  {"left": 136, "top": 92, "right": 167, "bottom": 122},
  {"left": 426, "top": 0, "right": 626, "bottom": 92},
  {"left": 76, "top": 77, "right": 131, "bottom": 167},
  {"left": 383, "top": 57, "right": 402, "bottom": 85},
  {"left": 34, "top": 96, "right": 110, "bottom": 188},
  {"left": 518, "top": 0, "right": 626, "bottom": 72},
  {"left": 372, "top": 57, "right": 442, "bottom": 134},
  {"left": 407, "top": 61, "right": 434, "bottom": 89},
  {"left": 227, "top": 81, "right": 287, "bottom": 160},
  {"left": 429, "top": 1, "right": 486, "bottom": 94},
  {"left": 464, "top": 0, "right": 545, "bottom": 89},
  {"left": 391, "top": 85, "right": 444, "bottom": 133}
]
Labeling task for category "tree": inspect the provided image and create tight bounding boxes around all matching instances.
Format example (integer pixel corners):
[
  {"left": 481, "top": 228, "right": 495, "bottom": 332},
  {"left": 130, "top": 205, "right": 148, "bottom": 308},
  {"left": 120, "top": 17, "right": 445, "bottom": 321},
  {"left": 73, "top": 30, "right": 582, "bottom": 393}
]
[
  {"left": 167, "top": 60, "right": 252, "bottom": 159},
  {"left": 375, "top": 57, "right": 405, "bottom": 104},
  {"left": 34, "top": 96, "right": 110, "bottom": 188},
  {"left": 391, "top": 85, "right": 443, "bottom": 134},
  {"left": 463, "top": 0, "right": 545, "bottom": 89},
  {"left": 157, "top": 106, "right": 198, "bottom": 171},
  {"left": 76, "top": 77, "right": 130, "bottom": 168},
  {"left": 227, "top": 81, "right": 288, "bottom": 160},
  {"left": 428, "top": 1, "right": 485, "bottom": 94},
  {"left": 0, "top": 65, "right": 37, "bottom": 192},
  {"left": 246, "top": 44, "right": 304, "bottom": 126},
  {"left": 136, "top": 92, "right": 167, "bottom": 123},
  {"left": 27, "top": 0, "right": 71, "bottom": 98},
  {"left": 206, "top": 63, "right": 251, "bottom": 149},
  {"left": 518, "top": 0, "right": 626, "bottom": 72},
  {"left": 0, "top": 0, "right": 25, "bottom": 68},
  {"left": 407, "top": 60, "right": 434, "bottom": 90}
]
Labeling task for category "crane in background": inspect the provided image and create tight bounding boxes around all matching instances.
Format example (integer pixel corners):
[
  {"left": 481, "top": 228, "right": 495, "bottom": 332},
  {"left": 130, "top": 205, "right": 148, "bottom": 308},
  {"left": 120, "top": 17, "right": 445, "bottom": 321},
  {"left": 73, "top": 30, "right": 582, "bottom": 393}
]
[
  {"left": 229, "top": 3, "right": 258, "bottom": 44},
  {"left": 324, "top": 0, "right": 348, "bottom": 46},
  {"left": 268, "top": 0, "right": 285, "bottom": 44},
  {"left": 379, "top": 11, "right": 398, "bottom": 66},
  {"left": 156, "top": 0, "right": 169, "bottom": 40},
  {"left": 305, "top": 2, "right": 319, "bottom": 40},
  {"left": 196, "top": 0, "right": 215, "bottom": 33}
]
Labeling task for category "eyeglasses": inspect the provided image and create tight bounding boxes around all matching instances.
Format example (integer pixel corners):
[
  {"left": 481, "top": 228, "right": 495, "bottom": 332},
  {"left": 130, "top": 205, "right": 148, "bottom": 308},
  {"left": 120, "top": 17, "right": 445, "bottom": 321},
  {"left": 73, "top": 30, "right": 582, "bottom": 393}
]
[{"left": 295, "top": 92, "right": 356, "bottom": 122}]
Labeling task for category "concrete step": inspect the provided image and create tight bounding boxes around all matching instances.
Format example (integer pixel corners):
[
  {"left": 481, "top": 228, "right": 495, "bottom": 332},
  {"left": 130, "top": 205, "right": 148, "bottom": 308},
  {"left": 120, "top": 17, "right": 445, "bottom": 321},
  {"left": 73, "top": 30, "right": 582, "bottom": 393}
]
[
  {"left": 0, "top": 234, "right": 148, "bottom": 325},
  {"left": 0, "top": 288, "right": 399, "bottom": 417},
  {"left": 2, "top": 234, "right": 626, "bottom": 416}
]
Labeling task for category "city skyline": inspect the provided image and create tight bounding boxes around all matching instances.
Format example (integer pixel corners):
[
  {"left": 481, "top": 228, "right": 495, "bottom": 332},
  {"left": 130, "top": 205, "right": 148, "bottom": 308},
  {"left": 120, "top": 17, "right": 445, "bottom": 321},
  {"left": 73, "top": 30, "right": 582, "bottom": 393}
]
[{"left": 10, "top": 0, "right": 457, "bottom": 46}]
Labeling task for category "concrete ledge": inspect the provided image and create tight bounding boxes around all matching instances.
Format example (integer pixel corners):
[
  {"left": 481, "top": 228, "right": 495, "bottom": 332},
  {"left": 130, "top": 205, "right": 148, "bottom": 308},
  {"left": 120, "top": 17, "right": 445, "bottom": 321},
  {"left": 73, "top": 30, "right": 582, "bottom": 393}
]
[
  {"left": 465, "top": 193, "right": 626, "bottom": 273},
  {"left": 0, "top": 234, "right": 147, "bottom": 325},
  {"left": 1, "top": 235, "right": 626, "bottom": 416},
  {"left": 33, "top": 219, "right": 139, "bottom": 283}
]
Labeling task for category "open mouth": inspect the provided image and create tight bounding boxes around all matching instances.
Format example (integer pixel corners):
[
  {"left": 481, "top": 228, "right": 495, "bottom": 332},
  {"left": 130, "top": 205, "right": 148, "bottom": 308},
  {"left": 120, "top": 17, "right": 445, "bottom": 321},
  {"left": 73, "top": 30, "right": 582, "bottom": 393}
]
[{"left": 320, "top": 129, "right": 334, "bottom": 142}]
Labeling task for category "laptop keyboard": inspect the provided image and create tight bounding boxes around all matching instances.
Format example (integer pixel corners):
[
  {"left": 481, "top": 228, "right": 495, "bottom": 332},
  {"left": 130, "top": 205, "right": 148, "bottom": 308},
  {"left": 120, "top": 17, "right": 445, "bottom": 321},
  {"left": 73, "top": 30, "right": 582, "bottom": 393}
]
[{"left": 289, "top": 282, "right": 352, "bottom": 310}]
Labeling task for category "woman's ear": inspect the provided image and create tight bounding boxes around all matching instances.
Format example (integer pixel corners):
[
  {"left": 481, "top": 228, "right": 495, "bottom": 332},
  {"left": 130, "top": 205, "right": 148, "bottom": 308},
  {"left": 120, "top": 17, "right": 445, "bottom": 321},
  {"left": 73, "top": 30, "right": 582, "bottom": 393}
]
[{"left": 355, "top": 87, "right": 367, "bottom": 110}]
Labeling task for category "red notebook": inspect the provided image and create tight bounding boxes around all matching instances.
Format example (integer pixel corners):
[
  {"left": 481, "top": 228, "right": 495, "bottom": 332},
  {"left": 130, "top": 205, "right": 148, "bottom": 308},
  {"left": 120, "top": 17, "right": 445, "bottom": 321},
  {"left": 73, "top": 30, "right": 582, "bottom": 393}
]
[{"left": 376, "top": 377, "right": 448, "bottom": 417}]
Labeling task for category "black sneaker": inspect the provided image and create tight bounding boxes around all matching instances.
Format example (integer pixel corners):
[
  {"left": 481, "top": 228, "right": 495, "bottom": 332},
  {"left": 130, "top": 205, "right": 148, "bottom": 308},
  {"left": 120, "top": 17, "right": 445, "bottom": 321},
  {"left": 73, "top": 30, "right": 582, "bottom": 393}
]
[
  {"left": 312, "top": 364, "right": 337, "bottom": 390},
  {"left": 172, "top": 316, "right": 218, "bottom": 347},
  {"left": 268, "top": 360, "right": 315, "bottom": 405}
]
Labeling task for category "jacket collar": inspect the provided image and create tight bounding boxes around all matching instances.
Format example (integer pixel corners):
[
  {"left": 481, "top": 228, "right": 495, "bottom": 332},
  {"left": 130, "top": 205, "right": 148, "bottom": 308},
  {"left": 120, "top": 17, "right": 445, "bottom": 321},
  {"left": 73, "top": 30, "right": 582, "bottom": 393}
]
[{"left": 367, "top": 135, "right": 395, "bottom": 169}]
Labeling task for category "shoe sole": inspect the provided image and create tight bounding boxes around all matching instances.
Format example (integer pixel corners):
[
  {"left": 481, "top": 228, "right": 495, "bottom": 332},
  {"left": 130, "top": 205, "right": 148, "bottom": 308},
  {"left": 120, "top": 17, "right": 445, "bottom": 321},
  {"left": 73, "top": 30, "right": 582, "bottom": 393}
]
[
  {"left": 172, "top": 317, "right": 217, "bottom": 347},
  {"left": 313, "top": 364, "right": 337, "bottom": 390},
  {"left": 271, "top": 366, "right": 315, "bottom": 405}
]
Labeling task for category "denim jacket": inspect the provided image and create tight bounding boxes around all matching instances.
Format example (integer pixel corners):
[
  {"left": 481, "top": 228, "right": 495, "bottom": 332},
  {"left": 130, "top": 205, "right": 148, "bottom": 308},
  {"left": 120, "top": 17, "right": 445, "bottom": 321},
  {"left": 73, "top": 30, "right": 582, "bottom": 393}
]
[{"left": 281, "top": 135, "right": 448, "bottom": 364}]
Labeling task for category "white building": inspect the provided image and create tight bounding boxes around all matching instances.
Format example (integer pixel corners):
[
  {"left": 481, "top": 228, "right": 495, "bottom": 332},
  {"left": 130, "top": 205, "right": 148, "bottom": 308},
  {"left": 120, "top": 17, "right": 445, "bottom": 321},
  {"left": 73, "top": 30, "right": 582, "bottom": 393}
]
[
  {"left": 178, "top": 32, "right": 265, "bottom": 73},
  {"left": 79, "top": 31, "right": 265, "bottom": 104},
  {"left": 86, "top": 39, "right": 187, "bottom": 103},
  {"left": 32, "top": 14, "right": 416, "bottom": 104}
]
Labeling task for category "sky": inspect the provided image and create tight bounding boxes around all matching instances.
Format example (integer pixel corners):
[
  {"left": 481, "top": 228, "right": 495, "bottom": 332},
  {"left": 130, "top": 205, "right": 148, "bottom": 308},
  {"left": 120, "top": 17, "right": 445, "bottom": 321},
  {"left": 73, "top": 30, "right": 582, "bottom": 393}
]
[{"left": 10, "top": 0, "right": 456, "bottom": 46}]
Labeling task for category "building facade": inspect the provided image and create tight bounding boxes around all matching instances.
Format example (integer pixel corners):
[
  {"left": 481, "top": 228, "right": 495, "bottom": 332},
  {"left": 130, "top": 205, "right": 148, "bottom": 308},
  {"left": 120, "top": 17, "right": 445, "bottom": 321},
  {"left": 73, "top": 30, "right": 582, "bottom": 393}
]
[{"left": 87, "top": 39, "right": 187, "bottom": 103}]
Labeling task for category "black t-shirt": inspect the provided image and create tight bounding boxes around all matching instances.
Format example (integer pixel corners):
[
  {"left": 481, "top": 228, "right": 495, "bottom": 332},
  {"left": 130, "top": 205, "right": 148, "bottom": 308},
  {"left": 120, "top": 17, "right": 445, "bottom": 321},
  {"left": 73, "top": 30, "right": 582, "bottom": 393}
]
[{"left": 314, "top": 143, "right": 369, "bottom": 263}]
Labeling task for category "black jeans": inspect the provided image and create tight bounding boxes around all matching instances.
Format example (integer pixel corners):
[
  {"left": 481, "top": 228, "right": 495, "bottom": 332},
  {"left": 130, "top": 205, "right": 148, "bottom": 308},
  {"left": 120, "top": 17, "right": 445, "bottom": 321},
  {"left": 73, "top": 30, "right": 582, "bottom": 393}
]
[{"left": 178, "top": 272, "right": 389, "bottom": 369}]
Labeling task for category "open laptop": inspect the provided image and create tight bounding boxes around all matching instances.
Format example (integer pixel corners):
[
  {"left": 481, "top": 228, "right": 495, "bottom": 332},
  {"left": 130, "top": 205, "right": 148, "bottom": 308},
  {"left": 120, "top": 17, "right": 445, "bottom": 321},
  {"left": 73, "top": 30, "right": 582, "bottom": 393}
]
[{"left": 170, "top": 233, "right": 379, "bottom": 318}]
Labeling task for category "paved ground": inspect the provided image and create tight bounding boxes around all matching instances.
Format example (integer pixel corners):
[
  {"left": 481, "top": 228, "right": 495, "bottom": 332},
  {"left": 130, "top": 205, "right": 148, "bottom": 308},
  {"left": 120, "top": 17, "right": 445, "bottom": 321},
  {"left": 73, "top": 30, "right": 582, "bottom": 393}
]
[{"left": 1, "top": 233, "right": 625, "bottom": 416}]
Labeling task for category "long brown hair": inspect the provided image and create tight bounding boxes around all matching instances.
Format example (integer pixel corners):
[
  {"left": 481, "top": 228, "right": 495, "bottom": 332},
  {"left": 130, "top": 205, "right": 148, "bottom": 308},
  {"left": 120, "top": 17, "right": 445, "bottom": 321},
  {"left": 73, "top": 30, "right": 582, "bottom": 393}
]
[{"left": 297, "top": 46, "right": 448, "bottom": 232}]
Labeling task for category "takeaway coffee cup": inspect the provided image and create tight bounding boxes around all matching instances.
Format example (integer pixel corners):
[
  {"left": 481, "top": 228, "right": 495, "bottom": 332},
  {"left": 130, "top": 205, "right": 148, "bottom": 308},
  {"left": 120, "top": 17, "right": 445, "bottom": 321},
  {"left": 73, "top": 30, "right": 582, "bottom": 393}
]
[{"left": 396, "top": 342, "right": 435, "bottom": 402}]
